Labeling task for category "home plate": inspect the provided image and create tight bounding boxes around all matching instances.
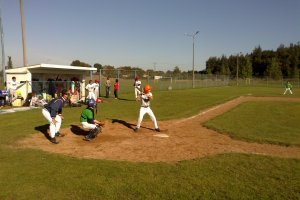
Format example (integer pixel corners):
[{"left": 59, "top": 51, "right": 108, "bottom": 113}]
[{"left": 153, "top": 133, "right": 169, "bottom": 138}]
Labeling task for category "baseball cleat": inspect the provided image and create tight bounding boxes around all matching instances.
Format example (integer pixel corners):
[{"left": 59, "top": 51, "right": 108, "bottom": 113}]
[
  {"left": 134, "top": 127, "right": 139, "bottom": 132},
  {"left": 50, "top": 137, "right": 59, "bottom": 144},
  {"left": 55, "top": 132, "right": 65, "bottom": 137},
  {"left": 155, "top": 128, "right": 161, "bottom": 132},
  {"left": 83, "top": 135, "right": 94, "bottom": 141}
]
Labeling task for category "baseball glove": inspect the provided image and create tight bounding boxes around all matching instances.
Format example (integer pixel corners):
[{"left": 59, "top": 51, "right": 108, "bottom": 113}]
[{"left": 98, "top": 121, "right": 105, "bottom": 127}]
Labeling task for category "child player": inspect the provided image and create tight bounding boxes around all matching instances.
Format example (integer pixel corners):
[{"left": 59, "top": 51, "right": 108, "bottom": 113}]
[
  {"left": 134, "top": 84, "right": 160, "bottom": 132},
  {"left": 80, "top": 99, "right": 104, "bottom": 141}
]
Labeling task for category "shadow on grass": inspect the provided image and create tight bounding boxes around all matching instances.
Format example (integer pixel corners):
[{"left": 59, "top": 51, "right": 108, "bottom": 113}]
[
  {"left": 34, "top": 124, "right": 51, "bottom": 140},
  {"left": 70, "top": 124, "right": 89, "bottom": 136},
  {"left": 99, "top": 96, "right": 135, "bottom": 102},
  {"left": 116, "top": 98, "right": 136, "bottom": 101}
]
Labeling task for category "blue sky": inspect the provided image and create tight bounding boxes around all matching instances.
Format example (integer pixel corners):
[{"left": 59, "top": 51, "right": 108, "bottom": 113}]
[{"left": 1, "top": 0, "right": 300, "bottom": 71}]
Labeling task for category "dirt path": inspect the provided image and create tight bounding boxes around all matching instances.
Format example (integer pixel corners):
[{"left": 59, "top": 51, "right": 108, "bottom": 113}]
[{"left": 18, "top": 96, "right": 300, "bottom": 162}]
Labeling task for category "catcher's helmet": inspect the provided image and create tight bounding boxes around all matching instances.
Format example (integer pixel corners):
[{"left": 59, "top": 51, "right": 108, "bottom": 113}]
[
  {"left": 143, "top": 84, "right": 151, "bottom": 93},
  {"left": 87, "top": 99, "right": 96, "bottom": 108}
]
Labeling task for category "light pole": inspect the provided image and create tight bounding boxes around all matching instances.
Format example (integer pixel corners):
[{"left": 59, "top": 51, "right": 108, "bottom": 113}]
[
  {"left": 20, "top": 0, "right": 27, "bottom": 66},
  {"left": 236, "top": 52, "right": 242, "bottom": 86},
  {"left": 0, "top": 8, "right": 5, "bottom": 83},
  {"left": 186, "top": 31, "right": 199, "bottom": 88}
]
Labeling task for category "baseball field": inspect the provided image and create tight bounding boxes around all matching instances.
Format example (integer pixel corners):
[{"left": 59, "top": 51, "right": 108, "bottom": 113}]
[{"left": 0, "top": 86, "right": 299, "bottom": 199}]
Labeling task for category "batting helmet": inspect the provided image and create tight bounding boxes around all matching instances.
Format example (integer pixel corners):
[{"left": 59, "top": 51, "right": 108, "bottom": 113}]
[
  {"left": 143, "top": 85, "right": 151, "bottom": 93},
  {"left": 87, "top": 99, "right": 96, "bottom": 108}
]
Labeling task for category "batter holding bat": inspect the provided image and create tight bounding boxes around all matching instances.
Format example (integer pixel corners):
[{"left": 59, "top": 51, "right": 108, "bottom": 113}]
[{"left": 134, "top": 84, "right": 160, "bottom": 132}]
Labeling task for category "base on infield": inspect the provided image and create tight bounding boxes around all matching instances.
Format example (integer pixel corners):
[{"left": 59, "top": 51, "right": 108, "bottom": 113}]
[{"left": 153, "top": 133, "right": 169, "bottom": 138}]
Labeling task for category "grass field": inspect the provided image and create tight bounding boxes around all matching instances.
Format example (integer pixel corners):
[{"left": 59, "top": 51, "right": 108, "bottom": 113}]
[{"left": 0, "top": 86, "right": 299, "bottom": 199}]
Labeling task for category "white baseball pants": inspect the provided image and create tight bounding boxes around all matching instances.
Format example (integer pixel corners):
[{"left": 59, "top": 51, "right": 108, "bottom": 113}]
[
  {"left": 136, "top": 107, "right": 158, "bottom": 129},
  {"left": 283, "top": 88, "right": 293, "bottom": 95},
  {"left": 9, "top": 89, "right": 17, "bottom": 103},
  {"left": 81, "top": 122, "right": 97, "bottom": 130},
  {"left": 87, "top": 91, "right": 96, "bottom": 100},
  {"left": 42, "top": 108, "right": 62, "bottom": 138}
]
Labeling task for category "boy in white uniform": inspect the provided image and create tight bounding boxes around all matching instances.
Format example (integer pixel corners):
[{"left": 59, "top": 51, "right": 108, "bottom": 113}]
[
  {"left": 134, "top": 76, "right": 141, "bottom": 99},
  {"left": 134, "top": 85, "right": 160, "bottom": 132},
  {"left": 7, "top": 76, "right": 20, "bottom": 104},
  {"left": 85, "top": 80, "right": 96, "bottom": 100},
  {"left": 94, "top": 80, "right": 100, "bottom": 98}
]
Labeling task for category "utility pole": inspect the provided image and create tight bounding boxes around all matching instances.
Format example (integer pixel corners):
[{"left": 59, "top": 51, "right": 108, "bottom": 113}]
[
  {"left": 236, "top": 55, "right": 238, "bottom": 85},
  {"left": 0, "top": 8, "right": 5, "bottom": 83},
  {"left": 185, "top": 31, "right": 199, "bottom": 88},
  {"left": 20, "top": 0, "right": 27, "bottom": 66},
  {"left": 236, "top": 52, "right": 242, "bottom": 86}
]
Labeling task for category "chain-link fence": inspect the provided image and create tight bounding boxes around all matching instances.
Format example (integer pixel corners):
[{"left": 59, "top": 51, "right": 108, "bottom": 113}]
[
  {"left": 230, "top": 77, "right": 300, "bottom": 88},
  {"left": 93, "top": 69, "right": 230, "bottom": 95},
  {"left": 1, "top": 69, "right": 299, "bottom": 102}
]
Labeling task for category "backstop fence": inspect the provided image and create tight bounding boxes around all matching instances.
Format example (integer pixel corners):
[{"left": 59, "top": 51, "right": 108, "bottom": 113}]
[{"left": 0, "top": 69, "right": 299, "bottom": 101}]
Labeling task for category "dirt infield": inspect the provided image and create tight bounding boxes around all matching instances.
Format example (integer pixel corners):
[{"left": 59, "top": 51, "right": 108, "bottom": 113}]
[{"left": 18, "top": 96, "right": 300, "bottom": 162}]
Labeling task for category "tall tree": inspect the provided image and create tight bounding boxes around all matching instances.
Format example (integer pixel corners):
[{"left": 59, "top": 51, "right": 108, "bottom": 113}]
[
  {"left": 277, "top": 44, "right": 291, "bottom": 77},
  {"left": 172, "top": 66, "right": 181, "bottom": 78},
  {"left": 220, "top": 55, "right": 230, "bottom": 75},
  {"left": 94, "top": 63, "right": 102, "bottom": 72},
  {"left": 7, "top": 56, "right": 13, "bottom": 69},
  {"left": 265, "top": 58, "right": 282, "bottom": 79},
  {"left": 102, "top": 65, "right": 115, "bottom": 78},
  {"left": 251, "top": 46, "right": 263, "bottom": 76},
  {"left": 290, "top": 64, "right": 299, "bottom": 79},
  {"left": 70, "top": 60, "right": 91, "bottom": 67},
  {"left": 240, "top": 56, "right": 252, "bottom": 78}
]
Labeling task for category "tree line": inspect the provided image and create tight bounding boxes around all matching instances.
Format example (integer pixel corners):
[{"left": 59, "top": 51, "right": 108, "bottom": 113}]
[
  {"left": 3, "top": 42, "right": 300, "bottom": 80},
  {"left": 205, "top": 42, "right": 300, "bottom": 79}
]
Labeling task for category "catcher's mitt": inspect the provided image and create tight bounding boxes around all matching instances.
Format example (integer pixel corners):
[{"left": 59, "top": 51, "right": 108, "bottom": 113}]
[{"left": 98, "top": 121, "right": 105, "bottom": 127}]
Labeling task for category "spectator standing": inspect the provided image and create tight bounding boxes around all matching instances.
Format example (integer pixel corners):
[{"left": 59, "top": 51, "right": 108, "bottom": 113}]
[
  {"left": 85, "top": 80, "right": 96, "bottom": 100},
  {"left": 134, "top": 76, "right": 141, "bottom": 100},
  {"left": 94, "top": 80, "right": 100, "bottom": 98},
  {"left": 105, "top": 77, "right": 111, "bottom": 98},
  {"left": 114, "top": 79, "right": 119, "bottom": 99},
  {"left": 7, "top": 76, "right": 20, "bottom": 104}
]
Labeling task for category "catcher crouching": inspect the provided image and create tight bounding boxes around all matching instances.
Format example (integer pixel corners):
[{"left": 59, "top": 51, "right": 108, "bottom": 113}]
[{"left": 80, "top": 99, "right": 104, "bottom": 141}]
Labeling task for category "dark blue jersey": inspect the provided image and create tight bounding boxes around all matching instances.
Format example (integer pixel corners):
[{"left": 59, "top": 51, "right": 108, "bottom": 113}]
[{"left": 44, "top": 97, "right": 65, "bottom": 118}]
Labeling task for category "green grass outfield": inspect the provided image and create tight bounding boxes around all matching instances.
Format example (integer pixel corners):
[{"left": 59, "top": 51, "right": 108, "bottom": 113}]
[
  {"left": 0, "top": 86, "right": 299, "bottom": 199},
  {"left": 204, "top": 101, "right": 300, "bottom": 147}
]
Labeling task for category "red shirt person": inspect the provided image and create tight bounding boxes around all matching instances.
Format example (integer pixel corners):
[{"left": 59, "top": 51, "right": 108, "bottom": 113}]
[{"left": 114, "top": 79, "right": 119, "bottom": 99}]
